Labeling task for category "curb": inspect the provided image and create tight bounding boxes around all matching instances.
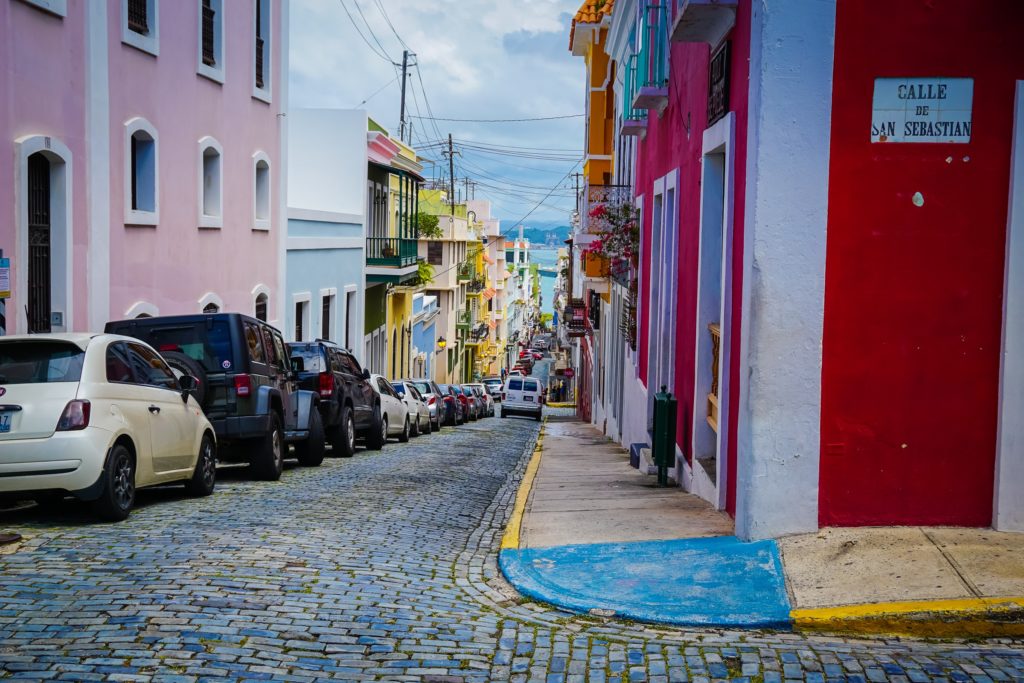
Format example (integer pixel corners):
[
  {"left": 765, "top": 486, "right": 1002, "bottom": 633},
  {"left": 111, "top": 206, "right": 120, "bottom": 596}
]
[
  {"left": 792, "top": 597, "right": 1024, "bottom": 638},
  {"left": 499, "top": 418, "right": 546, "bottom": 550}
]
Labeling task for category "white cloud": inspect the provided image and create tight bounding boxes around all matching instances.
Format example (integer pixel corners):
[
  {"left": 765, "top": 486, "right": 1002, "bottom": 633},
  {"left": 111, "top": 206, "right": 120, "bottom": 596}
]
[{"left": 288, "top": 0, "right": 585, "bottom": 226}]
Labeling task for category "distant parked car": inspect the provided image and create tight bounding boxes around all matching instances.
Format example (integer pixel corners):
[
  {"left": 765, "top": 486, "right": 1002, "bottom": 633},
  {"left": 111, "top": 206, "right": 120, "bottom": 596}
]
[
  {"left": 501, "top": 376, "right": 544, "bottom": 421},
  {"left": 392, "top": 381, "right": 432, "bottom": 436},
  {"left": 482, "top": 377, "right": 503, "bottom": 401},
  {"left": 437, "top": 384, "right": 465, "bottom": 425},
  {"left": 0, "top": 334, "right": 217, "bottom": 521},
  {"left": 368, "top": 375, "right": 411, "bottom": 442},
  {"left": 460, "top": 385, "right": 484, "bottom": 420},
  {"left": 532, "top": 352, "right": 543, "bottom": 360},
  {"left": 454, "top": 385, "right": 477, "bottom": 421},
  {"left": 406, "top": 379, "right": 444, "bottom": 431},
  {"left": 106, "top": 313, "right": 325, "bottom": 479},
  {"left": 465, "top": 383, "right": 495, "bottom": 417}
]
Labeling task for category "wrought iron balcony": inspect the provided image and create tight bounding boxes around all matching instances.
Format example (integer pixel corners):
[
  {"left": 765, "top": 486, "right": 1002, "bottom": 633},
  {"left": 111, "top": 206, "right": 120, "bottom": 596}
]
[
  {"left": 366, "top": 237, "right": 418, "bottom": 267},
  {"left": 580, "top": 184, "right": 632, "bottom": 235},
  {"left": 632, "top": 4, "right": 670, "bottom": 113},
  {"left": 622, "top": 55, "right": 648, "bottom": 137},
  {"left": 456, "top": 310, "right": 472, "bottom": 332}
]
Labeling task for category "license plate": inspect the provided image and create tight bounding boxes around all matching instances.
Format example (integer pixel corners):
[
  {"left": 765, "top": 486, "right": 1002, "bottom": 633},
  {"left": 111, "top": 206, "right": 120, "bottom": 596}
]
[
  {"left": 525, "top": 396, "right": 534, "bottom": 402},
  {"left": 0, "top": 413, "right": 11, "bottom": 433}
]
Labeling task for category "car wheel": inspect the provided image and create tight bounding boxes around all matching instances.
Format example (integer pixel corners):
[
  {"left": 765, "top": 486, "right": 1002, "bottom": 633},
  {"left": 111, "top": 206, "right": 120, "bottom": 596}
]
[
  {"left": 251, "top": 412, "right": 284, "bottom": 481},
  {"left": 367, "top": 406, "right": 386, "bottom": 451},
  {"left": 92, "top": 443, "right": 135, "bottom": 522},
  {"left": 501, "top": 409, "right": 507, "bottom": 419},
  {"left": 185, "top": 434, "right": 216, "bottom": 497},
  {"left": 410, "top": 414, "right": 419, "bottom": 438},
  {"left": 329, "top": 406, "right": 356, "bottom": 458},
  {"left": 162, "top": 351, "right": 207, "bottom": 404},
  {"left": 296, "top": 407, "right": 326, "bottom": 467},
  {"left": 398, "top": 416, "right": 410, "bottom": 443}
]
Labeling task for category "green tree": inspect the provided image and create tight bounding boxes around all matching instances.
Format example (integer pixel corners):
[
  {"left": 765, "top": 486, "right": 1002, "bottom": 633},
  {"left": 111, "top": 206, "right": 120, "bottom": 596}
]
[{"left": 417, "top": 212, "right": 442, "bottom": 239}]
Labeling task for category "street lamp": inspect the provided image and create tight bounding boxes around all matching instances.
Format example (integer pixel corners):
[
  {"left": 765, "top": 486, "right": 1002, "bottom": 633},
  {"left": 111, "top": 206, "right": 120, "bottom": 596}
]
[{"left": 437, "top": 336, "right": 447, "bottom": 350}]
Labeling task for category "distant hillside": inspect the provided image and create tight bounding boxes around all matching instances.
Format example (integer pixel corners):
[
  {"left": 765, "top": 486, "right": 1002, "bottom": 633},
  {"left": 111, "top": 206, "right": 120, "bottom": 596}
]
[{"left": 517, "top": 225, "right": 570, "bottom": 247}]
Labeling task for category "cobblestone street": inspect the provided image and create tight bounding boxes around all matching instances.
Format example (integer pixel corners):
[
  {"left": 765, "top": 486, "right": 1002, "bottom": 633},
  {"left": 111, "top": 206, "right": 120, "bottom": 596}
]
[{"left": 0, "top": 414, "right": 1021, "bottom": 682}]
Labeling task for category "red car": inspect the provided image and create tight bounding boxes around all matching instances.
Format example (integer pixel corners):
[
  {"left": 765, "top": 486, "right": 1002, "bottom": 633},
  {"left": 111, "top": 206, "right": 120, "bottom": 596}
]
[{"left": 532, "top": 352, "right": 543, "bottom": 360}]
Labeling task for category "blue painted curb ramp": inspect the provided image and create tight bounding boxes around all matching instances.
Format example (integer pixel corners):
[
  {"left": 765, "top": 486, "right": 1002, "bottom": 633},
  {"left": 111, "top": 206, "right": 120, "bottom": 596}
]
[{"left": 499, "top": 536, "right": 792, "bottom": 628}]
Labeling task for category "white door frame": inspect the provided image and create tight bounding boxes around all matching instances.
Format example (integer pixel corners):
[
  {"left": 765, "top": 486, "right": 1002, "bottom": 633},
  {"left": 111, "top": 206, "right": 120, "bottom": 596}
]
[
  {"left": 995, "top": 80, "right": 1024, "bottom": 531},
  {"left": 691, "top": 112, "right": 736, "bottom": 510}
]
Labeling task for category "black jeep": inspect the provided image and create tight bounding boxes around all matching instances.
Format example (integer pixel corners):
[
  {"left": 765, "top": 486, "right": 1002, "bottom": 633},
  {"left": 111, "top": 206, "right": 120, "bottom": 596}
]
[
  {"left": 286, "top": 340, "right": 384, "bottom": 456},
  {"left": 104, "top": 313, "right": 326, "bottom": 480}
]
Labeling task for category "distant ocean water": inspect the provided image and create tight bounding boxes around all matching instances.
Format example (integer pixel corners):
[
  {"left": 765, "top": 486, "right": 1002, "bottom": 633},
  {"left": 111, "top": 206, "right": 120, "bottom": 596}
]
[{"left": 531, "top": 248, "right": 559, "bottom": 316}]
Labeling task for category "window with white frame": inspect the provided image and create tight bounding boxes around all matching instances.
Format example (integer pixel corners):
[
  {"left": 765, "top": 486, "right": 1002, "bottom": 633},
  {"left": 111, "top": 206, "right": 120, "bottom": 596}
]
[
  {"left": 122, "top": 0, "right": 159, "bottom": 56},
  {"left": 253, "top": 0, "right": 271, "bottom": 101},
  {"left": 254, "top": 154, "right": 271, "bottom": 229},
  {"left": 321, "top": 292, "right": 335, "bottom": 341},
  {"left": 198, "top": 0, "right": 224, "bottom": 83},
  {"left": 294, "top": 294, "right": 311, "bottom": 342},
  {"left": 198, "top": 137, "right": 222, "bottom": 228},
  {"left": 125, "top": 118, "right": 158, "bottom": 225}
]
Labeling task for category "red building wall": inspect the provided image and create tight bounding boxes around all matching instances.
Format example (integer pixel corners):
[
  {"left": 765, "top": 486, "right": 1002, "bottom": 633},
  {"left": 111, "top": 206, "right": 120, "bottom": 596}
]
[
  {"left": 634, "top": 3, "right": 750, "bottom": 515},
  {"left": 819, "top": 1, "right": 1024, "bottom": 526}
]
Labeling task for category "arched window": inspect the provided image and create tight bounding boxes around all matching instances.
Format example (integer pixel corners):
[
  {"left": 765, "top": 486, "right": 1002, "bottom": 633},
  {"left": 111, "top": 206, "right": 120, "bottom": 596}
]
[
  {"left": 124, "top": 118, "right": 159, "bottom": 225},
  {"left": 203, "top": 302, "right": 219, "bottom": 314},
  {"left": 198, "top": 136, "right": 223, "bottom": 228},
  {"left": 253, "top": 152, "right": 271, "bottom": 230},
  {"left": 255, "top": 293, "right": 268, "bottom": 321},
  {"left": 198, "top": 292, "right": 223, "bottom": 314}
]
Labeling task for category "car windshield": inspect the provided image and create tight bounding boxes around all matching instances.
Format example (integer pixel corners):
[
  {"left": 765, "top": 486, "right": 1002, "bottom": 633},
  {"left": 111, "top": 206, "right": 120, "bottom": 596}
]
[
  {"left": 0, "top": 341, "right": 86, "bottom": 384},
  {"left": 130, "top": 321, "right": 233, "bottom": 373},
  {"left": 410, "top": 381, "right": 432, "bottom": 395},
  {"left": 288, "top": 344, "right": 326, "bottom": 373}
]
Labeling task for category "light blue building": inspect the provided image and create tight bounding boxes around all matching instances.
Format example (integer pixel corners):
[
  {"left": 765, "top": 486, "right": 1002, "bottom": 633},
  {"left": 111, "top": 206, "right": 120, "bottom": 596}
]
[
  {"left": 285, "top": 109, "right": 368, "bottom": 357},
  {"left": 411, "top": 292, "right": 439, "bottom": 379}
]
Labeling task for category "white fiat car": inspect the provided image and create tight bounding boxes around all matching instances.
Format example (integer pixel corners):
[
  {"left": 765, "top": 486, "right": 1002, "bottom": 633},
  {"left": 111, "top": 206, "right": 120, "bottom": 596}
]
[
  {"left": 368, "top": 374, "right": 411, "bottom": 443},
  {"left": 0, "top": 334, "right": 217, "bottom": 521}
]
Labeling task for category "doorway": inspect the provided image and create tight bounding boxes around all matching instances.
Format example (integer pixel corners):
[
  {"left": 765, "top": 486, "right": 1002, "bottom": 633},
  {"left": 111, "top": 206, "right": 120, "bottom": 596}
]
[{"left": 27, "top": 153, "right": 51, "bottom": 333}]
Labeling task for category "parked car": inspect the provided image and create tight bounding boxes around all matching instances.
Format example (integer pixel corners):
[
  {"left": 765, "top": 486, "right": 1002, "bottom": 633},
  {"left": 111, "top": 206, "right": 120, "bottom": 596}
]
[
  {"left": 392, "top": 381, "right": 432, "bottom": 436},
  {"left": 532, "top": 352, "right": 544, "bottom": 360},
  {"left": 460, "top": 385, "right": 484, "bottom": 420},
  {"left": 437, "top": 384, "right": 464, "bottom": 425},
  {"left": 406, "top": 378, "right": 444, "bottom": 431},
  {"left": 482, "top": 377, "right": 503, "bottom": 401},
  {"left": 454, "top": 385, "right": 477, "bottom": 421},
  {"left": 501, "top": 376, "right": 544, "bottom": 421},
  {"left": 287, "top": 340, "right": 382, "bottom": 456},
  {"left": 507, "top": 369, "right": 524, "bottom": 378},
  {"left": 0, "top": 334, "right": 217, "bottom": 521},
  {"left": 105, "top": 313, "right": 325, "bottom": 480},
  {"left": 368, "top": 375, "right": 411, "bottom": 442},
  {"left": 466, "top": 383, "right": 495, "bottom": 417}
]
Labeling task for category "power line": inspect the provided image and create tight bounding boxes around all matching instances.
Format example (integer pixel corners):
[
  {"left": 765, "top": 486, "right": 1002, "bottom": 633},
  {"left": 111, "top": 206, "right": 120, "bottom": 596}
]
[
  {"left": 371, "top": 0, "right": 410, "bottom": 52},
  {"left": 337, "top": 0, "right": 394, "bottom": 64},
  {"left": 351, "top": 74, "right": 400, "bottom": 108},
  {"left": 410, "top": 114, "right": 583, "bottom": 123},
  {"left": 350, "top": 0, "right": 396, "bottom": 63}
]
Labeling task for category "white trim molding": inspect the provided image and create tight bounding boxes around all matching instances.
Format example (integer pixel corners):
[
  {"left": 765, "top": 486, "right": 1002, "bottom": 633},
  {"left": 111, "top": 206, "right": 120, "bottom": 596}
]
[
  {"left": 994, "top": 80, "right": 1024, "bottom": 532},
  {"left": 124, "top": 117, "right": 159, "bottom": 226},
  {"left": 14, "top": 135, "right": 75, "bottom": 334},
  {"left": 18, "top": 0, "right": 67, "bottom": 17},
  {"left": 86, "top": 0, "right": 111, "bottom": 330},
  {"left": 196, "top": 0, "right": 225, "bottom": 84},
  {"left": 198, "top": 291, "right": 224, "bottom": 312},
  {"left": 124, "top": 301, "right": 159, "bottom": 318},
  {"left": 121, "top": 0, "right": 159, "bottom": 57},
  {"left": 253, "top": 150, "right": 271, "bottom": 230},
  {"left": 197, "top": 136, "right": 224, "bottom": 229}
]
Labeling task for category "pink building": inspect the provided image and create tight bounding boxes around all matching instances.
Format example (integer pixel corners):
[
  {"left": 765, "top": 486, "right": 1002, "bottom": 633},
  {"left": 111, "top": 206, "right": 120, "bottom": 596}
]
[{"left": 0, "top": 0, "right": 286, "bottom": 335}]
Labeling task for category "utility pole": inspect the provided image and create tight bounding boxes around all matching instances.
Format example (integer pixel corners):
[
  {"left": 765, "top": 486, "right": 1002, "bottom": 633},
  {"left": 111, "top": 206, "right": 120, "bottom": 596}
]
[
  {"left": 398, "top": 50, "right": 409, "bottom": 143},
  {"left": 448, "top": 133, "right": 455, "bottom": 216}
]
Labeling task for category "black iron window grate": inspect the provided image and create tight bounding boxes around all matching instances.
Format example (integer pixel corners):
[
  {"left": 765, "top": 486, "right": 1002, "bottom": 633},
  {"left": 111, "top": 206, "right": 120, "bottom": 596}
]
[
  {"left": 128, "top": 0, "right": 149, "bottom": 35},
  {"left": 202, "top": 0, "right": 216, "bottom": 66}
]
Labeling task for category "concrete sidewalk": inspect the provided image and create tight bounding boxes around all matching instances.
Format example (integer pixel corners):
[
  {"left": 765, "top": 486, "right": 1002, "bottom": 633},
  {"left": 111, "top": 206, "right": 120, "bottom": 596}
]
[{"left": 498, "top": 417, "right": 1024, "bottom": 635}]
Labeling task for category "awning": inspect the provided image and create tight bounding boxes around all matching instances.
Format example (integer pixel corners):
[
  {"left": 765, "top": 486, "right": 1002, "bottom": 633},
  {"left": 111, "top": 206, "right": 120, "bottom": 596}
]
[{"left": 368, "top": 160, "right": 425, "bottom": 182}]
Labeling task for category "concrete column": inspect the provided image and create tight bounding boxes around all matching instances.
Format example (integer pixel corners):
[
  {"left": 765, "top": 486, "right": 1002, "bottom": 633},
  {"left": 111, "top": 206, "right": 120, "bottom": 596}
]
[{"left": 735, "top": 1, "right": 837, "bottom": 540}]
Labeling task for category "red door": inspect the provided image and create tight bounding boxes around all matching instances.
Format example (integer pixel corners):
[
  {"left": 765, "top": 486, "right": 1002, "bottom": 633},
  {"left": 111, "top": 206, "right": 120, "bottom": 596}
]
[{"left": 819, "top": 1, "right": 1024, "bottom": 526}]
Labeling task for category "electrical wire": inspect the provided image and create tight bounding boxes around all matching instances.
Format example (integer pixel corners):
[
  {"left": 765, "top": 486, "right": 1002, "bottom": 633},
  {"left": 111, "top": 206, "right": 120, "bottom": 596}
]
[
  {"left": 337, "top": 0, "right": 394, "bottom": 64},
  {"left": 352, "top": 74, "right": 400, "bottom": 108},
  {"left": 350, "top": 0, "right": 396, "bottom": 64},
  {"left": 371, "top": 0, "right": 411, "bottom": 52},
  {"left": 410, "top": 114, "right": 583, "bottom": 123}
]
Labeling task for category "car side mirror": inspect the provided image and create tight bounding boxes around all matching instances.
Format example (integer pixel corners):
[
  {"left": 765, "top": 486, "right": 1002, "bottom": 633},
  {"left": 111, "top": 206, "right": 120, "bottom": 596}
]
[
  {"left": 362, "top": 368, "right": 371, "bottom": 380},
  {"left": 178, "top": 375, "right": 198, "bottom": 402},
  {"left": 398, "top": 391, "right": 406, "bottom": 399}
]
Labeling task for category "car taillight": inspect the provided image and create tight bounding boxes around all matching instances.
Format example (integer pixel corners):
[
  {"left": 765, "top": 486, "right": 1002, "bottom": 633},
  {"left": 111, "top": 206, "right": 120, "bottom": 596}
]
[
  {"left": 56, "top": 400, "right": 90, "bottom": 431},
  {"left": 318, "top": 372, "right": 335, "bottom": 398},
  {"left": 234, "top": 374, "right": 252, "bottom": 397},
  {"left": 428, "top": 396, "right": 436, "bottom": 405}
]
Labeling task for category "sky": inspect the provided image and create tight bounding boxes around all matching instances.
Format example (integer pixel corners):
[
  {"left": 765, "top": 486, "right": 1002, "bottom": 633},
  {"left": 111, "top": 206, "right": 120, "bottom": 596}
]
[{"left": 289, "top": 0, "right": 584, "bottom": 232}]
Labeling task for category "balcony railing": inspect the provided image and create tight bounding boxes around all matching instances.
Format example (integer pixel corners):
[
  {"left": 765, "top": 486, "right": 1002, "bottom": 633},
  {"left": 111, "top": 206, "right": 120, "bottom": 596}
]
[
  {"left": 128, "top": 0, "right": 149, "bottom": 34},
  {"left": 255, "top": 36, "right": 266, "bottom": 89},
  {"left": 458, "top": 262, "right": 475, "bottom": 282},
  {"left": 201, "top": 3, "right": 216, "bottom": 66},
  {"left": 456, "top": 310, "right": 471, "bottom": 332},
  {"left": 632, "top": 4, "right": 670, "bottom": 112},
  {"left": 622, "top": 56, "right": 648, "bottom": 137},
  {"left": 366, "top": 237, "right": 419, "bottom": 267},
  {"left": 580, "top": 184, "right": 632, "bottom": 234}
]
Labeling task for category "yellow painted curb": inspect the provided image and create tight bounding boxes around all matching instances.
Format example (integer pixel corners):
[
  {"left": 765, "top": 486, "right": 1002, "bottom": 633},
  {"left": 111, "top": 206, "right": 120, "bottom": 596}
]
[
  {"left": 792, "top": 596, "right": 1024, "bottom": 638},
  {"left": 500, "top": 419, "right": 546, "bottom": 550},
  {"left": 546, "top": 402, "right": 576, "bottom": 409}
]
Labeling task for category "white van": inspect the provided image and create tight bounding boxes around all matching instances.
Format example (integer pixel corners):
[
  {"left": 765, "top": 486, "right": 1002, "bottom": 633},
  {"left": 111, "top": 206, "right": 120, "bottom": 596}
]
[{"left": 501, "top": 376, "right": 543, "bottom": 421}]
